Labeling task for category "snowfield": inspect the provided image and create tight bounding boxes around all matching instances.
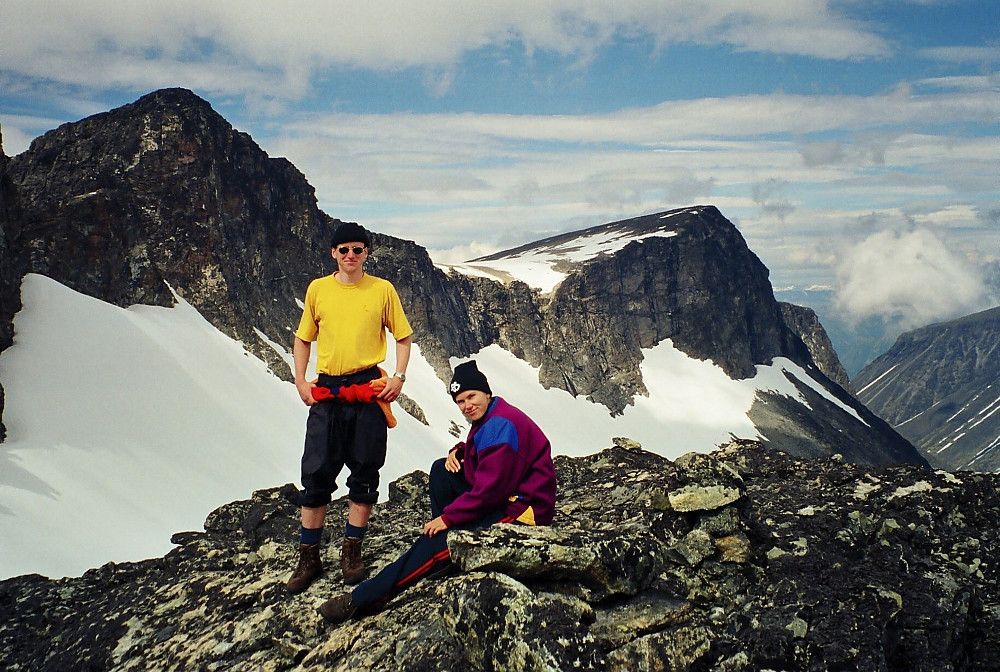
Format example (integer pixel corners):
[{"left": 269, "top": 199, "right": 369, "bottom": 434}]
[{"left": 1, "top": 272, "right": 836, "bottom": 579}]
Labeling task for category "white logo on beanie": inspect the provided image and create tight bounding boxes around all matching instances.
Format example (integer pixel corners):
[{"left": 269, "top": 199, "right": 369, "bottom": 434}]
[{"left": 450, "top": 381, "right": 461, "bottom": 393}]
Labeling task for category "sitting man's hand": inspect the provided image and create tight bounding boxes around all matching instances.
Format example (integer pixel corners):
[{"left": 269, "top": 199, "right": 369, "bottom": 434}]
[
  {"left": 445, "top": 445, "right": 464, "bottom": 472},
  {"left": 423, "top": 516, "right": 449, "bottom": 537}
]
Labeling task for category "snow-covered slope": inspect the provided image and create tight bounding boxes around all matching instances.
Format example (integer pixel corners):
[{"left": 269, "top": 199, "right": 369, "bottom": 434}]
[
  {"left": 1, "top": 273, "right": 860, "bottom": 580},
  {"left": 439, "top": 207, "right": 694, "bottom": 294}
]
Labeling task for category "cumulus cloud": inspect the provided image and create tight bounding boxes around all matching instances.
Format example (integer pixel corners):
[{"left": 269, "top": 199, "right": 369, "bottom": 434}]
[
  {"left": 504, "top": 178, "right": 542, "bottom": 206},
  {"left": 427, "top": 241, "right": 502, "bottom": 265},
  {"left": 665, "top": 175, "right": 716, "bottom": 204},
  {"left": 800, "top": 140, "right": 845, "bottom": 167},
  {"left": 834, "top": 228, "right": 996, "bottom": 331}
]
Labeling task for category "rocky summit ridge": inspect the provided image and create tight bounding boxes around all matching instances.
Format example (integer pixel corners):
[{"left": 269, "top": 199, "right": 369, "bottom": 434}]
[{"left": 1, "top": 439, "right": 996, "bottom": 671}]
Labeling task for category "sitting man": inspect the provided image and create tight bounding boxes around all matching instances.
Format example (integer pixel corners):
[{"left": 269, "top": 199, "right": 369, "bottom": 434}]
[{"left": 318, "top": 359, "right": 557, "bottom": 624}]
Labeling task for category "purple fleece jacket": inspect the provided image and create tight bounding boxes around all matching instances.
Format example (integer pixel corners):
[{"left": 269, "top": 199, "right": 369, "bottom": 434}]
[{"left": 441, "top": 396, "right": 557, "bottom": 528}]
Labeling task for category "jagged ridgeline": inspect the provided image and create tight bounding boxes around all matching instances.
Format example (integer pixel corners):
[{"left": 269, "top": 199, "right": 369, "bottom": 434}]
[{"left": 0, "top": 88, "right": 922, "bottom": 466}]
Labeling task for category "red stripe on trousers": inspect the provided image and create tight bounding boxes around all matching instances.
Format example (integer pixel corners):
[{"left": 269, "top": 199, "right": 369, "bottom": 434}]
[
  {"left": 394, "top": 517, "right": 516, "bottom": 590},
  {"left": 395, "top": 548, "right": 452, "bottom": 591}
]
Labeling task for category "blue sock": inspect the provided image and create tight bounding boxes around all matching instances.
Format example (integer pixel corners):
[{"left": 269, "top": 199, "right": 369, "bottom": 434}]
[
  {"left": 345, "top": 522, "right": 368, "bottom": 539},
  {"left": 300, "top": 526, "right": 322, "bottom": 546}
]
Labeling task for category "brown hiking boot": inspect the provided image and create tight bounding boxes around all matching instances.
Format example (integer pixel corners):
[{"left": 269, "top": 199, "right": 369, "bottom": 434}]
[
  {"left": 318, "top": 593, "right": 358, "bottom": 624},
  {"left": 341, "top": 537, "right": 365, "bottom": 585},
  {"left": 285, "top": 543, "right": 323, "bottom": 594}
]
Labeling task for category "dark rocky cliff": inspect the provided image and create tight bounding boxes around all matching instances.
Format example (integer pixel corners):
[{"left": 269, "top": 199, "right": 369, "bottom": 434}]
[
  {"left": 454, "top": 209, "right": 817, "bottom": 412},
  {"left": 1, "top": 439, "right": 995, "bottom": 671},
  {"left": 433, "top": 209, "right": 922, "bottom": 465},
  {"left": 854, "top": 306, "right": 1000, "bottom": 471},
  {"left": 540, "top": 210, "right": 812, "bottom": 411},
  {"left": 0, "top": 129, "right": 26, "bottom": 442},
  {"left": 4, "top": 88, "right": 341, "bottom": 378},
  {"left": 779, "top": 302, "right": 851, "bottom": 391}
]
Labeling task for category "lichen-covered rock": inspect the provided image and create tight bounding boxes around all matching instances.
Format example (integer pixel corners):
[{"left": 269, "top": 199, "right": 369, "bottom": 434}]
[
  {"left": 449, "top": 523, "right": 667, "bottom": 598},
  {"left": 666, "top": 484, "right": 742, "bottom": 512},
  {"left": 606, "top": 624, "right": 713, "bottom": 672},
  {"left": 1, "top": 438, "right": 997, "bottom": 671},
  {"left": 440, "top": 572, "right": 601, "bottom": 672}
]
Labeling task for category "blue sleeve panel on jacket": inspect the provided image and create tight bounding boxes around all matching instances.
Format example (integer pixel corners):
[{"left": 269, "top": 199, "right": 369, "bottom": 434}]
[{"left": 472, "top": 415, "right": 520, "bottom": 456}]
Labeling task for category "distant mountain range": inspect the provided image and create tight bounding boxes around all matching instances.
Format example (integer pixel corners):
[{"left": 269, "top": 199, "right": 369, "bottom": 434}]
[{"left": 854, "top": 305, "right": 1000, "bottom": 471}]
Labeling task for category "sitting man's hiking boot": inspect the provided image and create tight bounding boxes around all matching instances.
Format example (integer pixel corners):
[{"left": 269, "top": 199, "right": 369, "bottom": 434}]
[
  {"left": 341, "top": 537, "right": 366, "bottom": 585},
  {"left": 286, "top": 543, "right": 323, "bottom": 594},
  {"left": 319, "top": 593, "right": 358, "bottom": 625}
]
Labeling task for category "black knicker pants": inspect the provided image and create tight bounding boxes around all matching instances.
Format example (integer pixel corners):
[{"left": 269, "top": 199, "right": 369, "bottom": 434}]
[{"left": 300, "top": 367, "right": 387, "bottom": 507}]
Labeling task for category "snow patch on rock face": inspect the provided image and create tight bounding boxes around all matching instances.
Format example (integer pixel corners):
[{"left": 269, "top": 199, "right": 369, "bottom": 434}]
[{"left": 439, "top": 209, "right": 684, "bottom": 293}]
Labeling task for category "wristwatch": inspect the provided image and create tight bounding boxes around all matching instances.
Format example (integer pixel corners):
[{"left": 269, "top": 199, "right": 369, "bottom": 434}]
[{"left": 393, "top": 372, "right": 406, "bottom": 382}]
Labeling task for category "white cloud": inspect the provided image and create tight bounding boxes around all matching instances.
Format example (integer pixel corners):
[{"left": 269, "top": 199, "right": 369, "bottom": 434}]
[
  {"left": 1, "top": 0, "right": 894, "bottom": 104},
  {"left": 800, "top": 140, "right": 846, "bottom": 167},
  {"left": 237, "top": 90, "right": 998, "bottom": 294},
  {"left": 919, "top": 46, "right": 1000, "bottom": 65},
  {"left": 0, "top": 121, "right": 36, "bottom": 157},
  {"left": 917, "top": 73, "right": 1000, "bottom": 93},
  {"left": 428, "top": 242, "right": 503, "bottom": 266},
  {"left": 833, "top": 228, "right": 995, "bottom": 330}
]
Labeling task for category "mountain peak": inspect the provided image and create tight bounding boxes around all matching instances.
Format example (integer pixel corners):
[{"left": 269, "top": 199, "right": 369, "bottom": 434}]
[
  {"left": 4, "top": 84, "right": 333, "bottom": 353},
  {"left": 447, "top": 206, "right": 718, "bottom": 294},
  {"left": 134, "top": 86, "right": 213, "bottom": 107}
]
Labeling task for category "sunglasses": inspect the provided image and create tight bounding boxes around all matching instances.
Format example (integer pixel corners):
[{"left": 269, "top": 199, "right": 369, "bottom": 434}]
[{"left": 337, "top": 246, "right": 366, "bottom": 255}]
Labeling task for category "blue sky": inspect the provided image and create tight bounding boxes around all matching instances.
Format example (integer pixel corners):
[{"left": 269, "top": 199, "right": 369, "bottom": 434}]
[{"left": 1, "top": 1, "right": 998, "bottom": 346}]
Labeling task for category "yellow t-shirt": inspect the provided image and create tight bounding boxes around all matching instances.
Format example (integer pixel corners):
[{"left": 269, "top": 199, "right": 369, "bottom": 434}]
[{"left": 295, "top": 273, "right": 413, "bottom": 376}]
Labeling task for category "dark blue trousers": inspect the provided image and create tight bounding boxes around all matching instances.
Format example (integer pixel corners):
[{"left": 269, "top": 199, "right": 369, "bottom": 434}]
[{"left": 351, "top": 457, "right": 508, "bottom": 612}]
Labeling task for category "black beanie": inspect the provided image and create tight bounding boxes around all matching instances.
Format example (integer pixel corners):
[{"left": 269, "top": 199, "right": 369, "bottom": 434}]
[
  {"left": 449, "top": 360, "right": 492, "bottom": 399},
  {"left": 331, "top": 222, "right": 371, "bottom": 249}
]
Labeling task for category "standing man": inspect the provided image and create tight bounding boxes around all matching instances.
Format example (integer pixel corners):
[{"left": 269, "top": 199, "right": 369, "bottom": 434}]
[
  {"left": 286, "top": 221, "right": 413, "bottom": 593},
  {"left": 317, "top": 360, "right": 557, "bottom": 624}
]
